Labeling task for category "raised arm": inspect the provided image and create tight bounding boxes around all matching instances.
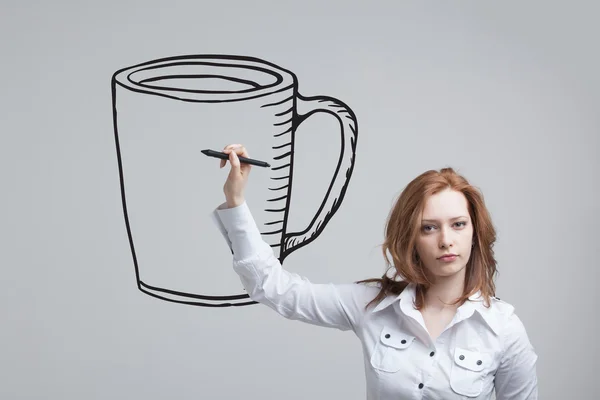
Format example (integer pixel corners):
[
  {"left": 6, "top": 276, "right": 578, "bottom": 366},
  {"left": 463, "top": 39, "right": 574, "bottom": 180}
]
[
  {"left": 212, "top": 200, "right": 375, "bottom": 332},
  {"left": 210, "top": 143, "right": 375, "bottom": 332}
]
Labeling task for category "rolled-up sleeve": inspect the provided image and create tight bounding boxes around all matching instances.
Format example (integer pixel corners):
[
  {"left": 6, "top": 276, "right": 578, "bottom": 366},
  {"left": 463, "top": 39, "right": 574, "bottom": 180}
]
[
  {"left": 494, "top": 311, "right": 539, "bottom": 399},
  {"left": 210, "top": 201, "right": 374, "bottom": 333}
]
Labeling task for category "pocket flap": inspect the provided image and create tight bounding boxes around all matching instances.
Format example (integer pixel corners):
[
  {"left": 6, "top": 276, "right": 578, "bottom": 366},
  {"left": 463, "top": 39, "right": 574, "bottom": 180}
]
[
  {"left": 453, "top": 347, "right": 487, "bottom": 372},
  {"left": 379, "top": 327, "right": 415, "bottom": 349}
]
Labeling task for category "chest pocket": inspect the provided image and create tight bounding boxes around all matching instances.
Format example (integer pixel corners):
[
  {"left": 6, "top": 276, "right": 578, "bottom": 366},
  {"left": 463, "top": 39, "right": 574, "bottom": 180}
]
[
  {"left": 450, "top": 347, "right": 491, "bottom": 397},
  {"left": 370, "top": 326, "right": 415, "bottom": 373}
]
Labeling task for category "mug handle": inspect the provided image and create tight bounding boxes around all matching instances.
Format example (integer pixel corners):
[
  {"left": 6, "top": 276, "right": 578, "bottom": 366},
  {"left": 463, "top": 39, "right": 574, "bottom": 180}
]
[{"left": 280, "top": 93, "right": 358, "bottom": 261}]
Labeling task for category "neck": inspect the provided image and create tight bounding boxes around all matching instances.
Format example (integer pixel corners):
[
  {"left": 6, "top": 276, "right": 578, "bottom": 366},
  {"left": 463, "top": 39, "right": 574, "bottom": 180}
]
[{"left": 423, "top": 272, "right": 465, "bottom": 312}]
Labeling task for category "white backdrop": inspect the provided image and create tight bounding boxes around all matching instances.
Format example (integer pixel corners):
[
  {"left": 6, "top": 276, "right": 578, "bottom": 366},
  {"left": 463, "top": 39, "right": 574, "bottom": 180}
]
[{"left": 2, "top": 1, "right": 598, "bottom": 399}]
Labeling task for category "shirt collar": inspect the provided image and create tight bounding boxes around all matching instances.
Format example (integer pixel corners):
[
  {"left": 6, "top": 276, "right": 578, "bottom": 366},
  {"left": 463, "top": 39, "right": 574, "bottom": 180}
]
[{"left": 371, "top": 283, "right": 502, "bottom": 335}]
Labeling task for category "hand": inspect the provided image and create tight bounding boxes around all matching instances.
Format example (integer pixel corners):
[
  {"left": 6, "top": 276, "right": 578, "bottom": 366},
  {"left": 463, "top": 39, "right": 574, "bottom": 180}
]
[{"left": 220, "top": 143, "right": 251, "bottom": 208}]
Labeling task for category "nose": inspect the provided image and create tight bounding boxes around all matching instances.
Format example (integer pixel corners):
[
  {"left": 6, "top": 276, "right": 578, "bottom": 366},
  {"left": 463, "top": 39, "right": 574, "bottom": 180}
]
[{"left": 439, "top": 226, "right": 453, "bottom": 249}]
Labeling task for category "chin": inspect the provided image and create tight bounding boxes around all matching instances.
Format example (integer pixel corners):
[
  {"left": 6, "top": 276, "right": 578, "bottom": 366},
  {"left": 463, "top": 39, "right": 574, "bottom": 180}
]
[{"left": 432, "top": 263, "right": 467, "bottom": 278}]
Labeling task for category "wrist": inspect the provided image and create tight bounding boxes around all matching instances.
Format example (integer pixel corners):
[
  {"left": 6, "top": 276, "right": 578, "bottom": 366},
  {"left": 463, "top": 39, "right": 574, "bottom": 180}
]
[{"left": 226, "top": 197, "right": 245, "bottom": 208}]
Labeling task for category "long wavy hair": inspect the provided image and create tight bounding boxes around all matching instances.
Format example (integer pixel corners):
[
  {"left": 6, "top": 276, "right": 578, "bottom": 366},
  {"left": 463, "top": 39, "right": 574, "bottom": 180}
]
[{"left": 356, "top": 167, "right": 498, "bottom": 311}]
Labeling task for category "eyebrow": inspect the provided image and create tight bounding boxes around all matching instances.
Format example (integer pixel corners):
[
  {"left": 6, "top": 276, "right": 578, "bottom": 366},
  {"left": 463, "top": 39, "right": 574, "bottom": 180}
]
[{"left": 421, "top": 216, "right": 469, "bottom": 223}]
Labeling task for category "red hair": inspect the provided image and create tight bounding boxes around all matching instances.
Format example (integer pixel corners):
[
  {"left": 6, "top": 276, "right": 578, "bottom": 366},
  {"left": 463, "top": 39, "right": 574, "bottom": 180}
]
[{"left": 357, "top": 167, "right": 498, "bottom": 310}]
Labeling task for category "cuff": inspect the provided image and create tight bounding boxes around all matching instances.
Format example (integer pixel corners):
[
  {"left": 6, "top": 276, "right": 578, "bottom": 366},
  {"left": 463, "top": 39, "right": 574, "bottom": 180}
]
[{"left": 210, "top": 201, "right": 266, "bottom": 260}]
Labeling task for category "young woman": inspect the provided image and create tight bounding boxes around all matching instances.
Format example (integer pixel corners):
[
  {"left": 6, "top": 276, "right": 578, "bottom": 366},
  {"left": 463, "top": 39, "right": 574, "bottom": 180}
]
[{"left": 211, "top": 144, "right": 538, "bottom": 399}]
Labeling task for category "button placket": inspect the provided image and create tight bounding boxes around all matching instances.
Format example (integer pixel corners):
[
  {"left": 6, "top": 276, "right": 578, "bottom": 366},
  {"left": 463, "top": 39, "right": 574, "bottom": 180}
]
[
  {"left": 416, "top": 342, "right": 439, "bottom": 394},
  {"left": 430, "top": 341, "right": 442, "bottom": 367}
]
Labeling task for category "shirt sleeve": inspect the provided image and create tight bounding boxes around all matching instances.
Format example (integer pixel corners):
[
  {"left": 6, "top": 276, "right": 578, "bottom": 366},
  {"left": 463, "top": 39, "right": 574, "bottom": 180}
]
[
  {"left": 494, "top": 311, "right": 539, "bottom": 399},
  {"left": 210, "top": 201, "right": 376, "bottom": 333}
]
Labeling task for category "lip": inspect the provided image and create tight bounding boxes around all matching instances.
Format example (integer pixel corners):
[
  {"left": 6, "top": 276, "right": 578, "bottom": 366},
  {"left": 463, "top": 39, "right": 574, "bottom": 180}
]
[{"left": 438, "top": 254, "right": 458, "bottom": 262}]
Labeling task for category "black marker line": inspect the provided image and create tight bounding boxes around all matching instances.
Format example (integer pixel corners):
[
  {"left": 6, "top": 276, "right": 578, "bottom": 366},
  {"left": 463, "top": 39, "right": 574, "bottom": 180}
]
[
  {"left": 274, "top": 117, "right": 293, "bottom": 127},
  {"left": 139, "top": 74, "right": 261, "bottom": 89},
  {"left": 264, "top": 219, "right": 284, "bottom": 226},
  {"left": 274, "top": 127, "right": 293, "bottom": 138},
  {"left": 261, "top": 94, "right": 294, "bottom": 108},
  {"left": 140, "top": 280, "right": 250, "bottom": 301},
  {"left": 265, "top": 207, "right": 286, "bottom": 212},
  {"left": 267, "top": 194, "right": 288, "bottom": 201},
  {"left": 273, "top": 151, "right": 292, "bottom": 160},
  {"left": 268, "top": 184, "right": 289, "bottom": 191},
  {"left": 275, "top": 107, "right": 294, "bottom": 117},
  {"left": 272, "top": 142, "right": 292, "bottom": 150},
  {"left": 271, "top": 163, "right": 291, "bottom": 171},
  {"left": 262, "top": 228, "right": 284, "bottom": 236},
  {"left": 269, "top": 176, "right": 290, "bottom": 181},
  {"left": 128, "top": 61, "right": 283, "bottom": 93}
]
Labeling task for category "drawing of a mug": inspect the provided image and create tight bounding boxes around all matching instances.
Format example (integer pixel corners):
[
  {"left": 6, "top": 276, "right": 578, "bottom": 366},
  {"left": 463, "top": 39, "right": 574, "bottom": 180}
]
[{"left": 111, "top": 55, "right": 357, "bottom": 307}]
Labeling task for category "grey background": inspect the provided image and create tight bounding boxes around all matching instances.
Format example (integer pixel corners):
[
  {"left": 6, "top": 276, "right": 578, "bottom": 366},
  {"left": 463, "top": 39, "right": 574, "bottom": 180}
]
[{"left": 2, "top": 1, "right": 598, "bottom": 399}]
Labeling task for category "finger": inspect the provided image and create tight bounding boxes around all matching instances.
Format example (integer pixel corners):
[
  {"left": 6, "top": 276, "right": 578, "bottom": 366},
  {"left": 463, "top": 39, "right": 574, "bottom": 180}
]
[
  {"left": 224, "top": 145, "right": 249, "bottom": 159},
  {"left": 224, "top": 144, "right": 241, "bottom": 152},
  {"left": 223, "top": 145, "right": 250, "bottom": 171},
  {"left": 238, "top": 146, "right": 249, "bottom": 158},
  {"left": 223, "top": 145, "right": 242, "bottom": 155},
  {"left": 222, "top": 146, "right": 234, "bottom": 168},
  {"left": 229, "top": 149, "right": 241, "bottom": 170}
]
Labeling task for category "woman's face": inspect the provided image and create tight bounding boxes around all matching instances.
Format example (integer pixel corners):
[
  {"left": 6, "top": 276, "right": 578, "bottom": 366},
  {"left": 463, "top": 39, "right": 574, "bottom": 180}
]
[{"left": 415, "top": 188, "right": 474, "bottom": 281}]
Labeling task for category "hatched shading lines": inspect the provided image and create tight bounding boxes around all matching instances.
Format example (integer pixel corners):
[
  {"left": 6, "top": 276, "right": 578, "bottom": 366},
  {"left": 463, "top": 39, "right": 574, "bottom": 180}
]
[
  {"left": 273, "top": 151, "right": 291, "bottom": 160},
  {"left": 274, "top": 117, "right": 293, "bottom": 127},
  {"left": 272, "top": 142, "right": 291, "bottom": 150},
  {"left": 261, "top": 94, "right": 294, "bottom": 108},
  {"left": 264, "top": 219, "right": 284, "bottom": 226},
  {"left": 264, "top": 207, "right": 286, "bottom": 212},
  {"left": 275, "top": 107, "right": 294, "bottom": 117},
  {"left": 267, "top": 194, "right": 287, "bottom": 201},
  {"left": 271, "top": 163, "right": 290, "bottom": 171},
  {"left": 268, "top": 183, "right": 289, "bottom": 191},
  {"left": 274, "top": 127, "right": 292, "bottom": 138}
]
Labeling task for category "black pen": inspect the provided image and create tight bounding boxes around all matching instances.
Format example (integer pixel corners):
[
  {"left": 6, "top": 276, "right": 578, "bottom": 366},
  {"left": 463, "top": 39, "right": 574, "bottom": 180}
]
[{"left": 201, "top": 149, "right": 271, "bottom": 168}]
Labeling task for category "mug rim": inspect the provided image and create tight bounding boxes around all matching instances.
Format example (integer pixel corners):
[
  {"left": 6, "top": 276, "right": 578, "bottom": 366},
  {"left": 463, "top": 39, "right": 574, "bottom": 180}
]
[{"left": 112, "top": 54, "right": 296, "bottom": 103}]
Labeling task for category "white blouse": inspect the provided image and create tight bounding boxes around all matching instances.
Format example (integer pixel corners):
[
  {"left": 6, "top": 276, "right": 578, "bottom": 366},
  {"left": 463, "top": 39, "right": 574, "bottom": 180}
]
[{"left": 211, "top": 201, "right": 539, "bottom": 399}]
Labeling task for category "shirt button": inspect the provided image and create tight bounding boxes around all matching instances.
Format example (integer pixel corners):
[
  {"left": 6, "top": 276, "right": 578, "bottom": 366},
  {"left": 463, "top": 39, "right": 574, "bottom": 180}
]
[
  {"left": 430, "top": 351, "right": 435, "bottom": 357},
  {"left": 459, "top": 355, "right": 465, "bottom": 360},
  {"left": 418, "top": 383, "right": 424, "bottom": 389},
  {"left": 385, "top": 334, "right": 390, "bottom": 338},
  {"left": 477, "top": 360, "right": 482, "bottom": 365}
]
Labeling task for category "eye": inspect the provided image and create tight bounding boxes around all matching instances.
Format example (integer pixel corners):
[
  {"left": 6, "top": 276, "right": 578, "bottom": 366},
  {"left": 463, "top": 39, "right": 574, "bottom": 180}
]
[
  {"left": 454, "top": 221, "right": 467, "bottom": 228},
  {"left": 422, "top": 225, "right": 436, "bottom": 232}
]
